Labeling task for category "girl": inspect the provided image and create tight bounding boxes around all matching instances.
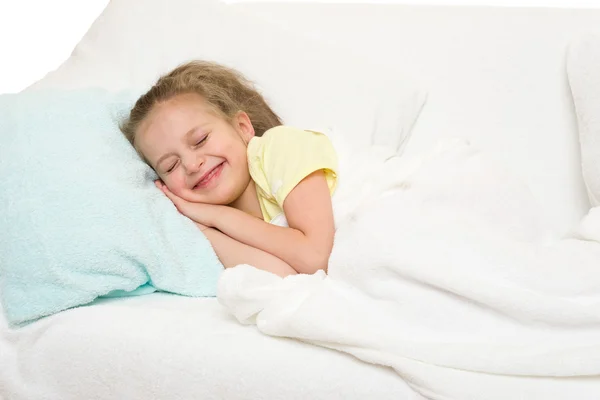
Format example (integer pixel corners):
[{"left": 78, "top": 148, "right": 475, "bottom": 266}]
[{"left": 120, "top": 61, "right": 338, "bottom": 278}]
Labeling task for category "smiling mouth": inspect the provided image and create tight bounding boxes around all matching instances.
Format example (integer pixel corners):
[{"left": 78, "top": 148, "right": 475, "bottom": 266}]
[{"left": 193, "top": 162, "right": 224, "bottom": 190}]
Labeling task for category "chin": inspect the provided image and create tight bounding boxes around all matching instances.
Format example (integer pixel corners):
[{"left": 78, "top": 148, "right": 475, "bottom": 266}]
[{"left": 185, "top": 190, "right": 233, "bottom": 205}]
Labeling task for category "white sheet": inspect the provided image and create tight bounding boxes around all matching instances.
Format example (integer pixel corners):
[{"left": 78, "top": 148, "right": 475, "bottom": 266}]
[
  {"left": 0, "top": 295, "right": 420, "bottom": 400},
  {"left": 218, "top": 138, "right": 600, "bottom": 400}
]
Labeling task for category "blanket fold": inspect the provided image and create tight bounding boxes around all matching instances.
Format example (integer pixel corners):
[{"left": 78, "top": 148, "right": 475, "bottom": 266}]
[{"left": 218, "top": 139, "right": 600, "bottom": 399}]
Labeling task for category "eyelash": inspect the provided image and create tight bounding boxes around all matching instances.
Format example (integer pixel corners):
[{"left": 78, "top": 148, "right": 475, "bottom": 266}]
[
  {"left": 165, "top": 161, "right": 178, "bottom": 174},
  {"left": 195, "top": 134, "right": 209, "bottom": 146},
  {"left": 163, "top": 134, "right": 210, "bottom": 174}
]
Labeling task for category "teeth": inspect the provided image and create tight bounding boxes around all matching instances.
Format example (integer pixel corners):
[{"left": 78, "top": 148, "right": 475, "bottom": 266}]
[
  {"left": 195, "top": 164, "right": 220, "bottom": 189},
  {"left": 202, "top": 168, "right": 215, "bottom": 183}
]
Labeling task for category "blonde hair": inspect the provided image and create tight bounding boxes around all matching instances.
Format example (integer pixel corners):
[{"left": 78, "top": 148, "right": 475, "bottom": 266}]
[{"left": 120, "top": 60, "right": 282, "bottom": 151}]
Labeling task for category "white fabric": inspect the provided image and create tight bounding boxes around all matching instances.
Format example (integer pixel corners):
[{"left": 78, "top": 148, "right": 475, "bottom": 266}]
[
  {"left": 28, "top": 0, "right": 426, "bottom": 153},
  {"left": 2, "top": 1, "right": 427, "bottom": 397},
  {"left": 234, "top": 2, "right": 599, "bottom": 236},
  {"left": 6, "top": 1, "right": 600, "bottom": 398},
  {"left": 218, "top": 137, "right": 600, "bottom": 399},
  {"left": 0, "top": 294, "right": 421, "bottom": 400},
  {"left": 567, "top": 31, "right": 600, "bottom": 207}
]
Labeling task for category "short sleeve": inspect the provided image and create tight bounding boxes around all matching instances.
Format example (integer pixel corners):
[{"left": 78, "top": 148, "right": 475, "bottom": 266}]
[{"left": 248, "top": 126, "right": 338, "bottom": 207}]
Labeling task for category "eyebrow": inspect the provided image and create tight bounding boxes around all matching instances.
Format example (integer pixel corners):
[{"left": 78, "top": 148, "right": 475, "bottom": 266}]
[{"left": 154, "top": 126, "right": 201, "bottom": 168}]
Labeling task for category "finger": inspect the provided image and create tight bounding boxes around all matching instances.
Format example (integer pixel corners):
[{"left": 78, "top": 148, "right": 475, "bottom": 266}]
[
  {"left": 158, "top": 183, "right": 173, "bottom": 195},
  {"left": 162, "top": 187, "right": 178, "bottom": 203},
  {"left": 163, "top": 188, "right": 178, "bottom": 203},
  {"left": 164, "top": 191, "right": 188, "bottom": 215},
  {"left": 156, "top": 183, "right": 171, "bottom": 198}
]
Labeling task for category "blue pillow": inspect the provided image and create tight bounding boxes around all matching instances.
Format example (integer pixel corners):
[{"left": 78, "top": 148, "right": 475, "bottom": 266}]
[{"left": 0, "top": 89, "right": 223, "bottom": 326}]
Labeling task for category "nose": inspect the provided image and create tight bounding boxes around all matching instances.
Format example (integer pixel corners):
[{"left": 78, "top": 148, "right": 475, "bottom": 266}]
[{"left": 183, "top": 153, "right": 204, "bottom": 174}]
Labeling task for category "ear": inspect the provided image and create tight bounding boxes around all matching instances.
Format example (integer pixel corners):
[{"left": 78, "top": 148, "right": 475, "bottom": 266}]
[{"left": 234, "top": 111, "right": 255, "bottom": 144}]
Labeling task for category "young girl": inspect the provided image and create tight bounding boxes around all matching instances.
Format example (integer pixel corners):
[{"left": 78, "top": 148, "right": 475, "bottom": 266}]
[{"left": 120, "top": 61, "right": 338, "bottom": 278}]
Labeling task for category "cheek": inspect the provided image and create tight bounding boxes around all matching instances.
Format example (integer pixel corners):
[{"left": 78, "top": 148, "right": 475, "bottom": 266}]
[
  {"left": 163, "top": 173, "right": 187, "bottom": 197},
  {"left": 214, "top": 139, "right": 232, "bottom": 157},
  {"left": 222, "top": 140, "right": 248, "bottom": 167}
]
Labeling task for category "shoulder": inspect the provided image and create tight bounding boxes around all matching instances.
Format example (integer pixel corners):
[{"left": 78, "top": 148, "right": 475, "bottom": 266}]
[
  {"left": 256, "top": 125, "right": 325, "bottom": 143},
  {"left": 248, "top": 125, "right": 335, "bottom": 155},
  {"left": 248, "top": 125, "right": 339, "bottom": 207}
]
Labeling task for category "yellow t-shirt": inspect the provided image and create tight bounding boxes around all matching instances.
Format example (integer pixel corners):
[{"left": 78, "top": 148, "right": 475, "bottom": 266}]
[{"left": 247, "top": 126, "right": 338, "bottom": 224}]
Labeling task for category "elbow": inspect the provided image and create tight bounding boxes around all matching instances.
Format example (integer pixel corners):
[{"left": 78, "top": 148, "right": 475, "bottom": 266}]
[{"left": 295, "top": 250, "right": 330, "bottom": 275}]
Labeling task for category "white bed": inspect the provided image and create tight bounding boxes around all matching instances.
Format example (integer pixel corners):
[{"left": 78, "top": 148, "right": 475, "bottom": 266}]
[
  {"left": 2, "top": 0, "right": 600, "bottom": 399},
  {"left": 1, "top": 294, "right": 419, "bottom": 399}
]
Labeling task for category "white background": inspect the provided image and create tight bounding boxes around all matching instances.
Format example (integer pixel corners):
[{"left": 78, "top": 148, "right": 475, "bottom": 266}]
[{"left": 1, "top": 0, "right": 599, "bottom": 94}]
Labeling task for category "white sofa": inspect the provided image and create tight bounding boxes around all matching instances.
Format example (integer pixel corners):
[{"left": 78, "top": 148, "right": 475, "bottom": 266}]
[
  {"left": 236, "top": 2, "right": 599, "bottom": 236},
  {"left": 2, "top": 2, "right": 600, "bottom": 400}
]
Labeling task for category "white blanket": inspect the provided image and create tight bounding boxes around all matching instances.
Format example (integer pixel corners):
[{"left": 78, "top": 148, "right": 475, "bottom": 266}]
[
  {"left": 568, "top": 32, "right": 600, "bottom": 207},
  {"left": 218, "top": 139, "right": 600, "bottom": 399}
]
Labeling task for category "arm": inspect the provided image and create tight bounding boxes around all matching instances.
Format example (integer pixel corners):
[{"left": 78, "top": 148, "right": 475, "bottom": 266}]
[
  {"left": 201, "top": 225, "right": 297, "bottom": 278},
  {"left": 155, "top": 183, "right": 296, "bottom": 277},
  {"left": 210, "top": 171, "right": 335, "bottom": 274}
]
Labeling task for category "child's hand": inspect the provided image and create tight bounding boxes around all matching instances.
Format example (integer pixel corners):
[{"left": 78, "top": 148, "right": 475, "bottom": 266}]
[{"left": 154, "top": 180, "right": 220, "bottom": 227}]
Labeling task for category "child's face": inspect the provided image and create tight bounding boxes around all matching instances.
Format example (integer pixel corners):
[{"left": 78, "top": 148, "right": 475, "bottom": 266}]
[{"left": 136, "top": 93, "right": 255, "bottom": 205}]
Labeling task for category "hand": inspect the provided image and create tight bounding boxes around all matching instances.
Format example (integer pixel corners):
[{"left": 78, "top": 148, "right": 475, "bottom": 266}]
[{"left": 154, "top": 180, "right": 221, "bottom": 227}]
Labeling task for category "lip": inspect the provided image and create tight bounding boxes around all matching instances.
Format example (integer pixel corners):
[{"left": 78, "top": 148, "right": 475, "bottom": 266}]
[{"left": 193, "top": 162, "right": 224, "bottom": 190}]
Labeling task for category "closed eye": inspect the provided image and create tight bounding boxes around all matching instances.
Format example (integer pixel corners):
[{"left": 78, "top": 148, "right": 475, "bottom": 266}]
[
  {"left": 165, "top": 160, "right": 179, "bottom": 174},
  {"left": 195, "top": 134, "right": 209, "bottom": 146}
]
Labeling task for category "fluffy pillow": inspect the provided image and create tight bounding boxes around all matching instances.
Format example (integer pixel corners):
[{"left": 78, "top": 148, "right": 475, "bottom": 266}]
[
  {"left": 0, "top": 89, "right": 223, "bottom": 326},
  {"left": 29, "top": 0, "right": 426, "bottom": 152},
  {"left": 567, "top": 32, "right": 600, "bottom": 206}
]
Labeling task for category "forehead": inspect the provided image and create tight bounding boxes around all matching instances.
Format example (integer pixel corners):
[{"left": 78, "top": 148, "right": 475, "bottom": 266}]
[
  {"left": 140, "top": 93, "right": 214, "bottom": 139},
  {"left": 136, "top": 93, "right": 214, "bottom": 159}
]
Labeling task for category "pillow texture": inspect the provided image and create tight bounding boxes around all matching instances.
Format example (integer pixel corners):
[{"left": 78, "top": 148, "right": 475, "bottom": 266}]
[
  {"left": 0, "top": 89, "right": 223, "bottom": 326},
  {"left": 29, "top": 0, "right": 426, "bottom": 153},
  {"left": 567, "top": 32, "right": 600, "bottom": 207}
]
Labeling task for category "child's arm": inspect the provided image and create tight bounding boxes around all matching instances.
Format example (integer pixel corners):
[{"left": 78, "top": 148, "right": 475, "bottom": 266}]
[
  {"left": 175, "top": 171, "right": 334, "bottom": 274},
  {"left": 200, "top": 225, "right": 297, "bottom": 278}
]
